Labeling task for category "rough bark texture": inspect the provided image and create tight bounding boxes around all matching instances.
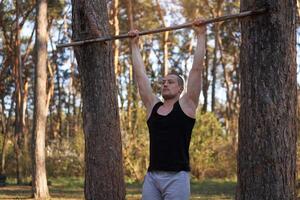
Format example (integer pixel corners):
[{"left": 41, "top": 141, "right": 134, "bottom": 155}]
[
  {"left": 237, "top": 1, "right": 297, "bottom": 199},
  {"left": 72, "top": 0, "right": 125, "bottom": 199},
  {"left": 32, "top": 0, "right": 50, "bottom": 198}
]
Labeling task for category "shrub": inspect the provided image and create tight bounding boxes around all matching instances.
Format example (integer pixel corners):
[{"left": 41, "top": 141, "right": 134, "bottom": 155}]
[{"left": 190, "top": 112, "right": 236, "bottom": 180}]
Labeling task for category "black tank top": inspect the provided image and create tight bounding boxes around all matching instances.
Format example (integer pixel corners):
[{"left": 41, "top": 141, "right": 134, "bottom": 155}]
[{"left": 147, "top": 101, "right": 196, "bottom": 171}]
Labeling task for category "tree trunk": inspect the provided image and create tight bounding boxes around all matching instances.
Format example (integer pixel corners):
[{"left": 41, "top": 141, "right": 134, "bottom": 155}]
[
  {"left": 201, "top": 34, "right": 209, "bottom": 113},
  {"left": 14, "top": 0, "right": 24, "bottom": 184},
  {"left": 22, "top": 79, "right": 30, "bottom": 178},
  {"left": 0, "top": 98, "right": 8, "bottom": 175},
  {"left": 32, "top": 0, "right": 50, "bottom": 198},
  {"left": 297, "top": 0, "right": 300, "bottom": 26},
  {"left": 113, "top": 0, "right": 120, "bottom": 76},
  {"left": 156, "top": 0, "right": 169, "bottom": 76},
  {"left": 211, "top": 23, "right": 219, "bottom": 112},
  {"left": 48, "top": 51, "right": 59, "bottom": 139},
  {"left": 126, "top": 0, "right": 134, "bottom": 133},
  {"left": 22, "top": 80, "right": 29, "bottom": 153},
  {"left": 56, "top": 62, "right": 63, "bottom": 137},
  {"left": 1, "top": 96, "right": 14, "bottom": 175},
  {"left": 72, "top": 0, "right": 125, "bottom": 199},
  {"left": 237, "top": 1, "right": 297, "bottom": 199},
  {"left": 232, "top": 52, "right": 239, "bottom": 152},
  {"left": 46, "top": 61, "right": 55, "bottom": 115},
  {"left": 126, "top": 0, "right": 138, "bottom": 136}
]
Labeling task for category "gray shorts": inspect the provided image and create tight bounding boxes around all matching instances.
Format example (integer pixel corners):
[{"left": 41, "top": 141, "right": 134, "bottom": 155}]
[{"left": 142, "top": 171, "right": 190, "bottom": 200}]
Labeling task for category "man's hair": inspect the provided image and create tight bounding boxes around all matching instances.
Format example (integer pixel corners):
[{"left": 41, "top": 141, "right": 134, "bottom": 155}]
[{"left": 167, "top": 71, "right": 184, "bottom": 89}]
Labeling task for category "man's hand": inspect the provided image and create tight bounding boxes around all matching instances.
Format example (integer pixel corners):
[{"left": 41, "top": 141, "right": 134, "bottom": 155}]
[
  {"left": 193, "top": 18, "right": 207, "bottom": 35},
  {"left": 128, "top": 29, "right": 140, "bottom": 46}
]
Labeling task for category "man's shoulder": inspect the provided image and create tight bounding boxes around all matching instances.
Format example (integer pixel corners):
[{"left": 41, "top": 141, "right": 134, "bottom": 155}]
[
  {"left": 179, "top": 95, "right": 197, "bottom": 118},
  {"left": 146, "top": 97, "right": 161, "bottom": 120}
]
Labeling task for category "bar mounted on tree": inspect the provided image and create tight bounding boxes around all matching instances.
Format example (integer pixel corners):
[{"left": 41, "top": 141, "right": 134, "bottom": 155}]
[{"left": 56, "top": 8, "right": 267, "bottom": 48}]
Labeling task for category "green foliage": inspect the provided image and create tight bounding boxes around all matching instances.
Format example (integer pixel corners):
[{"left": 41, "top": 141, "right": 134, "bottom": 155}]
[
  {"left": 48, "top": 176, "right": 84, "bottom": 189},
  {"left": 190, "top": 112, "right": 236, "bottom": 180},
  {"left": 46, "top": 131, "right": 84, "bottom": 177},
  {"left": 0, "top": 141, "right": 15, "bottom": 176},
  {"left": 179, "top": 0, "right": 210, "bottom": 20},
  {"left": 2, "top": 0, "right": 297, "bottom": 186},
  {"left": 48, "top": 0, "right": 66, "bottom": 19},
  {"left": 121, "top": 104, "right": 149, "bottom": 182},
  {"left": 120, "top": 105, "right": 237, "bottom": 182}
]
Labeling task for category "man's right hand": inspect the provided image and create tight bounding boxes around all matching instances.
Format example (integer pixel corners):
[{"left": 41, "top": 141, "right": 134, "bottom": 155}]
[
  {"left": 128, "top": 29, "right": 140, "bottom": 46},
  {"left": 193, "top": 18, "right": 206, "bottom": 36}
]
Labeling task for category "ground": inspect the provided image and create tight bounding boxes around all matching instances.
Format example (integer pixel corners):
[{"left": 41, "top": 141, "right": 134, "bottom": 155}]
[{"left": 0, "top": 177, "right": 235, "bottom": 200}]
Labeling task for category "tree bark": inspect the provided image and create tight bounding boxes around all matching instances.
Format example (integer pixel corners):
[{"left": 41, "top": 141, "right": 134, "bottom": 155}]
[
  {"left": 14, "top": 0, "right": 24, "bottom": 184},
  {"left": 156, "top": 0, "right": 169, "bottom": 76},
  {"left": 201, "top": 34, "right": 209, "bottom": 113},
  {"left": 22, "top": 79, "right": 30, "bottom": 178},
  {"left": 210, "top": 1, "right": 223, "bottom": 112},
  {"left": 32, "top": 0, "right": 50, "bottom": 198},
  {"left": 297, "top": 0, "right": 300, "bottom": 26},
  {"left": 0, "top": 98, "right": 8, "bottom": 175},
  {"left": 237, "top": 1, "right": 297, "bottom": 199},
  {"left": 211, "top": 23, "right": 220, "bottom": 112},
  {"left": 56, "top": 62, "right": 63, "bottom": 137},
  {"left": 126, "top": 0, "right": 134, "bottom": 133},
  {"left": 126, "top": 0, "right": 138, "bottom": 136},
  {"left": 113, "top": 0, "right": 120, "bottom": 76},
  {"left": 72, "top": 0, "right": 125, "bottom": 199}
]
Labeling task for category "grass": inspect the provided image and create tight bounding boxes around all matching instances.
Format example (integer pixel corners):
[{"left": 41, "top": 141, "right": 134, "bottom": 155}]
[
  {"left": 0, "top": 177, "right": 236, "bottom": 200},
  {"left": 190, "top": 179, "right": 235, "bottom": 199}
]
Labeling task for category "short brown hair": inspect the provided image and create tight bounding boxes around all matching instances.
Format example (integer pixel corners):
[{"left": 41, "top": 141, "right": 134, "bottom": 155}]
[{"left": 167, "top": 71, "right": 184, "bottom": 89}]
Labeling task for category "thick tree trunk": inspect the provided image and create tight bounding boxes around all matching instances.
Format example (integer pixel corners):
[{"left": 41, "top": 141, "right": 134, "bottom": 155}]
[
  {"left": 32, "top": 0, "right": 50, "bottom": 198},
  {"left": 237, "top": 1, "right": 297, "bottom": 199},
  {"left": 72, "top": 0, "right": 125, "bottom": 199}
]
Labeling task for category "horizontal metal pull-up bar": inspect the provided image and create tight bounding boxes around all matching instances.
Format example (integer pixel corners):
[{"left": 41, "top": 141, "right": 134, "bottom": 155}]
[{"left": 56, "top": 8, "right": 267, "bottom": 48}]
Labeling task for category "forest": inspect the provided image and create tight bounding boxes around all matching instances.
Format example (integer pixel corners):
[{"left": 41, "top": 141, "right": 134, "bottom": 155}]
[{"left": 0, "top": 0, "right": 299, "bottom": 199}]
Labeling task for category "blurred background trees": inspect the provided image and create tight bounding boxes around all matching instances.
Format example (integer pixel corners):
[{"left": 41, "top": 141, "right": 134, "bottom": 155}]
[{"left": 0, "top": 0, "right": 299, "bottom": 184}]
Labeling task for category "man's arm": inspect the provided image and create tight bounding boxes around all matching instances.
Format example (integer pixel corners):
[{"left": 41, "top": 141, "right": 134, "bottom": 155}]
[
  {"left": 129, "top": 30, "right": 159, "bottom": 115},
  {"left": 181, "top": 20, "right": 206, "bottom": 111}
]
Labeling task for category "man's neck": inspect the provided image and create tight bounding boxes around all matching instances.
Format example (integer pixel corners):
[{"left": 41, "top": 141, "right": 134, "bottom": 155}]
[{"left": 163, "top": 97, "right": 179, "bottom": 107}]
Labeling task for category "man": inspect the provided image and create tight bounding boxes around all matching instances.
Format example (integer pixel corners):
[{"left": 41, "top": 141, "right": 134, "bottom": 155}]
[{"left": 128, "top": 19, "right": 206, "bottom": 200}]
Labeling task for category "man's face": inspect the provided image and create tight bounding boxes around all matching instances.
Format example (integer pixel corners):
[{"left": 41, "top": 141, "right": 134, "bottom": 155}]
[{"left": 161, "top": 74, "right": 183, "bottom": 100}]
